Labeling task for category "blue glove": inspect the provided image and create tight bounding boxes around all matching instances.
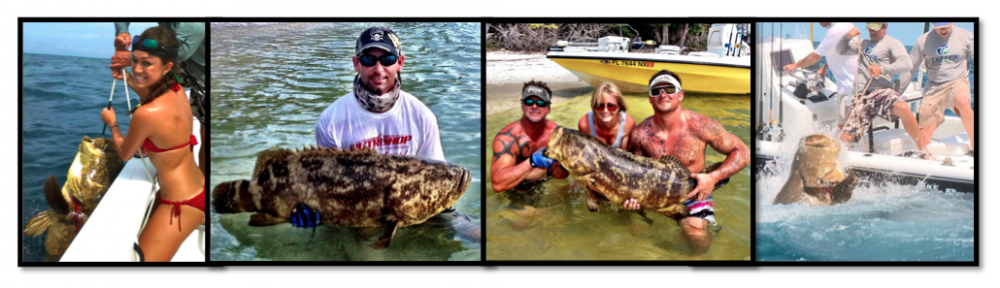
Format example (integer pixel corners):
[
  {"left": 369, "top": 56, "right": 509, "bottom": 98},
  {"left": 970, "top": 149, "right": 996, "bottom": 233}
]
[
  {"left": 290, "top": 203, "right": 321, "bottom": 228},
  {"left": 529, "top": 147, "right": 555, "bottom": 169}
]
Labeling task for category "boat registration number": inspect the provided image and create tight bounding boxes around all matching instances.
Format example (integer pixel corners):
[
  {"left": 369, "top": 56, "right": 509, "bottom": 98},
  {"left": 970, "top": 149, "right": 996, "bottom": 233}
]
[{"left": 601, "top": 59, "right": 654, "bottom": 68}]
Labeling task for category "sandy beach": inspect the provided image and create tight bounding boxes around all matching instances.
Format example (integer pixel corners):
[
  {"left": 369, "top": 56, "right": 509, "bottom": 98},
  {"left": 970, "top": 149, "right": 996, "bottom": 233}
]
[{"left": 486, "top": 51, "right": 592, "bottom": 116}]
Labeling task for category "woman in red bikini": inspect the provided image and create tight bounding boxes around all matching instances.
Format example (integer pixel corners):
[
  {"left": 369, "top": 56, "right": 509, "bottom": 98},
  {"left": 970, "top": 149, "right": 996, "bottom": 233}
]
[{"left": 101, "top": 26, "right": 205, "bottom": 262}]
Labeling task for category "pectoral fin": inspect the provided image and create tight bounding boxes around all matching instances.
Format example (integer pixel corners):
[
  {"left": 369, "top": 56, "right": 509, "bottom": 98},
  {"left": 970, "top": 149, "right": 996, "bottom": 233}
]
[
  {"left": 372, "top": 220, "right": 400, "bottom": 249},
  {"left": 44, "top": 175, "right": 70, "bottom": 215},
  {"left": 249, "top": 212, "right": 285, "bottom": 226},
  {"left": 830, "top": 171, "right": 858, "bottom": 204},
  {"left": 24, "top": 210, "right": 56, "bottom": 237},
  {"left": 584, "top": 189, "right": 600, "bottom": 212},
  {"left": 655, "top": 204, "right": 689, "bottom": 221}
]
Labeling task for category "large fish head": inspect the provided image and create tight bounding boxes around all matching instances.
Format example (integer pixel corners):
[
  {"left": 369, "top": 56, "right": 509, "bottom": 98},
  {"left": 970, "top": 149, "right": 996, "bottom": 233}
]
[
  {"left": 63, "top": 136, "right": 125, "bottom": 214},
  {"left": 795, "top": 134, "right": 848, "bottom": 187},
  {"left": 545, "top": 126, "right": 597, "bottom": 175}
]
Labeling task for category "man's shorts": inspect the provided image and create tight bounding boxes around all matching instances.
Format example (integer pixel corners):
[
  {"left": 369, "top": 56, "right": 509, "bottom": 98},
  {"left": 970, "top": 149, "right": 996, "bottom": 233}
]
[
  {"left": 842, "top": 88, "right": 905, "bottom": 141},
  {"left": 920, "top": 78, "right": 970, "bottom": 129},
  {"left": 685, "top": 196, "right": 718, "bottom": 229}
]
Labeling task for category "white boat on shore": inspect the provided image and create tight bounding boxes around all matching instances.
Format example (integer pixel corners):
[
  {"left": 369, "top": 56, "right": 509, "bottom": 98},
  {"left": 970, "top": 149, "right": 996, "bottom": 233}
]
[
  {"left": 755, "top": 28, "right": 975, "bottom": 193},
  {"left": 546, "top": 23, "right": 750, "bottom": 94}
]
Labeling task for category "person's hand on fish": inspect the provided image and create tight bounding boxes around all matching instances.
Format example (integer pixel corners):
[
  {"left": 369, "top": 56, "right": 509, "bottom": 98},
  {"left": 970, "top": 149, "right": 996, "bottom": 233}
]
[
  {"left": 290, "top": 203, "right": 320, "bottom": 228},
  {"left": 687, "top": 172, "right": 718, "bottom": 201},
  {"left": 622, "top": 198, "right": 640, "bottom": 210},
  {"left": 529, "top": 147, "right": 556, "bottom": 169},
  {"left": 115, "top": 33, "right": 131, "bottom": 51},
  {"left": 101, "top": 107, "right": 117, "bottom": 128}
]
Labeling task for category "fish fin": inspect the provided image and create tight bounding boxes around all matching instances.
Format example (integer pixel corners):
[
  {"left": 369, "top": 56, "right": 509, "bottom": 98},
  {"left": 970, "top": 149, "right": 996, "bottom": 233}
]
[
  {"left": 253, "top": 149, "right": 295, "bottom": 179},
  {"left": 636, "top": 210, "right": 655, "bottom": 225},
  {"left": 830, "top": 171, "right": 858, "bottom": 204},
  {"left": 657, "top": 155, "right": 690, "bottom": 177},
  {"left": 584, "top": 189, "right": 600, "bottom": 212},
  {"left": 24, "top": 210, "right": 56, "bottom": 237},
  {"left": 44, "top": 174, "right": 70, "bottom": 215},
  {"left": 702, "top": 162, "right": 731, "bottom": 191},
  {"left": 655, "top": 204, "right": 689, "bottom": 221},
  {"left": 212, "top": 180, "right": 257, "bottom": 213},
  {"left": 372, "top": 220, "right": 400, "bottom": 249},
  {"left": 249, "top": 212, "right": 285, "bottom": 226}
]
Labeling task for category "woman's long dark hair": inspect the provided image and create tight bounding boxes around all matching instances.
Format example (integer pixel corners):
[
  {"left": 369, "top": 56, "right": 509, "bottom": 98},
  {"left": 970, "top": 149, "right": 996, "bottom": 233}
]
[{"left": 135, "top": 27, "right": 181, "bottom": 106}]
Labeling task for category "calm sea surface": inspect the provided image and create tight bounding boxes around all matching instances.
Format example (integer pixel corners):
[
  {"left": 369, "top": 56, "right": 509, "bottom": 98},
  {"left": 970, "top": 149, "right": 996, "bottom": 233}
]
[{"left": 21, "top": 53, "right": 139, "bottom": 262}]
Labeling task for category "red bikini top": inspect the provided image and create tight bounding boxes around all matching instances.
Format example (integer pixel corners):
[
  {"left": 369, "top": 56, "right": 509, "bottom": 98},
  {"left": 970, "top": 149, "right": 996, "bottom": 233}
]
[{"left": 142, "top": 135, "right": 198, "bottom": 153}]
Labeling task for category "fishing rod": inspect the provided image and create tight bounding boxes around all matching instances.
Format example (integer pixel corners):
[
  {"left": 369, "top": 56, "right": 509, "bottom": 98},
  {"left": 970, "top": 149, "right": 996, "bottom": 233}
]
[
  {"left": 778, "top": 22, "right": 783, "bottom": 124},
  {"left": 736, "top": 23, "right": 745, "bottom": 57},
  {"left": 726, "top": 24, "right": 736, "bottom": 56},
  {"left": 101, "top": 79, "right": 117, "bottom": 138}
]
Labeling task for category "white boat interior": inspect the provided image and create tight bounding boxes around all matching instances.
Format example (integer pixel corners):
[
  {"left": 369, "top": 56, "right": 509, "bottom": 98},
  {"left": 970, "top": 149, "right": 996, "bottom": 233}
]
[
  {"left": 755, "top": 26, "right": 974, "bottom": 193},
  {"left": 60, "top": 92, "right": 206, "bottom": 262}
]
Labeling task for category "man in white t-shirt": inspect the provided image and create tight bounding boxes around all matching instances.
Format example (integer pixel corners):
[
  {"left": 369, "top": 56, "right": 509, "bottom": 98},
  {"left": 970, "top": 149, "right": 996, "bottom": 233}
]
[
  {"left": 292, "top": 26, "right": 458, "bottom": 230},
  {"left": 315, "top": 26, "right": 444, "bottom": 161},
  {"left": 783, "top": 22, "right": 861, "bottom": 120}
]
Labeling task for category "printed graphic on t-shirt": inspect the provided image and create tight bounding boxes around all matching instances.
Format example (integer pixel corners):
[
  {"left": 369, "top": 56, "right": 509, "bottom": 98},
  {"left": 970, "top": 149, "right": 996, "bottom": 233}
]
[
  {"left": 350, "top": 135, "right": 413, "bottom": 155},
  {"left": 932, "top": 44, "right": 960, "bottom": 64}
]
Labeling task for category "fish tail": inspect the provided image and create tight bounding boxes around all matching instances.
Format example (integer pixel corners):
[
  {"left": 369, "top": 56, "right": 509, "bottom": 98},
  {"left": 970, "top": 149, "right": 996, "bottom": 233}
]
[
  {"left": 211, "top": 180, "right": 257, "bottom": 213},
  {"left": 23, "top": 210, "right": 56, "bottom": 237}
]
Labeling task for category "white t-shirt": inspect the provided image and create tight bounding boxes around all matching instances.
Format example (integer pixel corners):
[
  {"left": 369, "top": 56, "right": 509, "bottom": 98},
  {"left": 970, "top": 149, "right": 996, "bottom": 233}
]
[
  {"left": 315, "top": 91, "right": 445, "bottom": 161},
  {"left": 814, "top": 22, "right": 860, "bottom": 97}
]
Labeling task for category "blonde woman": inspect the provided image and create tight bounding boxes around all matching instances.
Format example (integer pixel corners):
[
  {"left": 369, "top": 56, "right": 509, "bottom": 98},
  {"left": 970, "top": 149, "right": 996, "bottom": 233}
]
[{"left": 577, "top": 82, "right": 636, "bottom": 150}]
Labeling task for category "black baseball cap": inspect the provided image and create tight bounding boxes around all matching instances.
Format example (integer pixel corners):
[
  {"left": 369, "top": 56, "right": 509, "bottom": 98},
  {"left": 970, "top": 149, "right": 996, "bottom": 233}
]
[{"left": 355, "top": 26, "right": 401, "bottom": 57}]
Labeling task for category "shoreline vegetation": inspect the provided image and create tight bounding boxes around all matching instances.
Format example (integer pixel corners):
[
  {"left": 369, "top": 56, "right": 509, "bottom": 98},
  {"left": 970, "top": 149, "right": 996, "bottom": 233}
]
[{"left": 486, "top": 23, "right": 712, "bottom": 53}]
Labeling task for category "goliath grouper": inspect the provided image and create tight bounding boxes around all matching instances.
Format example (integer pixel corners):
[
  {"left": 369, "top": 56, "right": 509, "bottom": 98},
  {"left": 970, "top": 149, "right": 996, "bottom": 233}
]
[
  {"left": 544, "top": 127, "right": 729, "bottom": 219},
  {"left": 212, "top": 146, "right": 471, "bottom": 249},
  {"left": 773, "top": 134, "right": 858, "bottom": 206},
  {"left": 24, "top": 136, "right": 125, "bottom": 259}
]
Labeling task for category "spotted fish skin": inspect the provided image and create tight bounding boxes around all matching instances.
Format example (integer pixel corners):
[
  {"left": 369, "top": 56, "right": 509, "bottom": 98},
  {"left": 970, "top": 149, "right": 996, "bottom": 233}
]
[
  {"left": 23, "top": 136, "right": 125, "bottom": 259},
  {"left": 211, "top": 146, "right": 471, "bottom": 248},
  {"left": 544, "top": 127, "right": 729, "bottom": 219}
]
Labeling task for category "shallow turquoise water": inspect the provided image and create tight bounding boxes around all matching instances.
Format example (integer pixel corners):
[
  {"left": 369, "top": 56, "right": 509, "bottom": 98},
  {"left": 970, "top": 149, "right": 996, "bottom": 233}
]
[{"left": 209, "top": 22, "right": 481, "bottom": 261}]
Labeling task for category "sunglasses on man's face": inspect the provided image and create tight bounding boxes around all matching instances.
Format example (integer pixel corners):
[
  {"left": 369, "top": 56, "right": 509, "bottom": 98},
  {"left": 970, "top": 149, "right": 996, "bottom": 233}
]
[
  {"left": 649, "top": 85, "right": 680, "bottom": 97},
  {"left": 595, "top": 102, "right": 618, "bottom": 111},
  {"left": 523, "top": 99, "right": 548, "bottom": 107},
  {"left": 358, "top": 54, "right": 399, "bottom": 67}
]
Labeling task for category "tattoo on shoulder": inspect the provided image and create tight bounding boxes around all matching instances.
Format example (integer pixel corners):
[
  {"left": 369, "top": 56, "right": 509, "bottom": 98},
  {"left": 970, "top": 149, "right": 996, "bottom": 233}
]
[{"left": 492, "top": 129, "right": 531, "bottom": 164}]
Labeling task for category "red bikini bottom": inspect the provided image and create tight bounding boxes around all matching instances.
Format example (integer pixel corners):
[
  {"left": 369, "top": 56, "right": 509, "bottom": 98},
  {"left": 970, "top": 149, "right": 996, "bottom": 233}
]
[{"left": 160, "top": 188, "right": 206, "bottom": 232}]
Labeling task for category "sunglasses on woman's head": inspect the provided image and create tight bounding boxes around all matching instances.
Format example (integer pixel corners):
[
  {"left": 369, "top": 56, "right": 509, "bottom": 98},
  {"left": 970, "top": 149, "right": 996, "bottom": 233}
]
[
  {"left": 358, "top": 54, "right": 399, "bottom": 67},
  {"left": 523, "top": 99, "right": 548, "bottom": 107},
  {"left": 132, "top": 36, "right": 176, "bottom": 58},
  {"left": 649, "top": 85, "right": 680, "bottom": 97},
  {"left": 595, "top": 102, "right": 618, "bottom": 111}
]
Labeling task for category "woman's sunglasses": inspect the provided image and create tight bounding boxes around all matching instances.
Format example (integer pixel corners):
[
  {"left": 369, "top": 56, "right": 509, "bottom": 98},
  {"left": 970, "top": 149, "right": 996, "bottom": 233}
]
[
  {"left": 358, "top": 54, "right": 399, "bottom": 67},
  {"left": 132, "top": 36, "right": 176, "bottom": 58},
  {"left": 523, "top": 99, "right": 548, "bottom": 107},
  {"left": 649, "top": 85, "right": 680, "bottom": 97},
  {"left": 595, "top": 102, "right": 618, "bottom": 111}
]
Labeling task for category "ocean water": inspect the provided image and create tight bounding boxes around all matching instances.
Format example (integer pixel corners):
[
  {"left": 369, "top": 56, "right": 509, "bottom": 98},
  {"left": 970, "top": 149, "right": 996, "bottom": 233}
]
[
  {"left": 485, "top": 91, "right": 752, "bottom": 261},
  {"left": 209, "top": 22, "right": 482, "bottom": 261},
  {"left": 751, "top": 42, "right": 976, "bottom": 262},
  {"left": 21, "top": 53, "right": 140, "bottom": 262}
]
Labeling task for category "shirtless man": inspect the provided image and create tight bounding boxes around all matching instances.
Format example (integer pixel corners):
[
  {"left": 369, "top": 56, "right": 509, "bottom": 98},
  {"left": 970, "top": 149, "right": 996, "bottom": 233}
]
[
  {"left": 491, "top": 80, "right": 568, "bottom": 193},
  {"left": 624, "top": 70, "right": 750, "bottom": 254}
]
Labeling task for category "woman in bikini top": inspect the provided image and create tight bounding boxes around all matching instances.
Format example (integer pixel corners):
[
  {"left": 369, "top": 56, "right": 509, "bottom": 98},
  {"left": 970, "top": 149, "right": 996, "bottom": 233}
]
[
  {"left": 101, "top": 26, "right": 205, "bottom": 262},
  {"left": 577, "top": 82, "right": 636, "bottom": 150}
]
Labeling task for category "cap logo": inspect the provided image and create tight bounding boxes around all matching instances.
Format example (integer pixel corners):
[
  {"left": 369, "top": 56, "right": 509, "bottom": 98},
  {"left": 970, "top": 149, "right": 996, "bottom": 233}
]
[
  {"left": 371, "top": 29, "right": 384, "bottom": 42},
  {"left": 524, "top": 85, "right": 546, "bottom": 96}
]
